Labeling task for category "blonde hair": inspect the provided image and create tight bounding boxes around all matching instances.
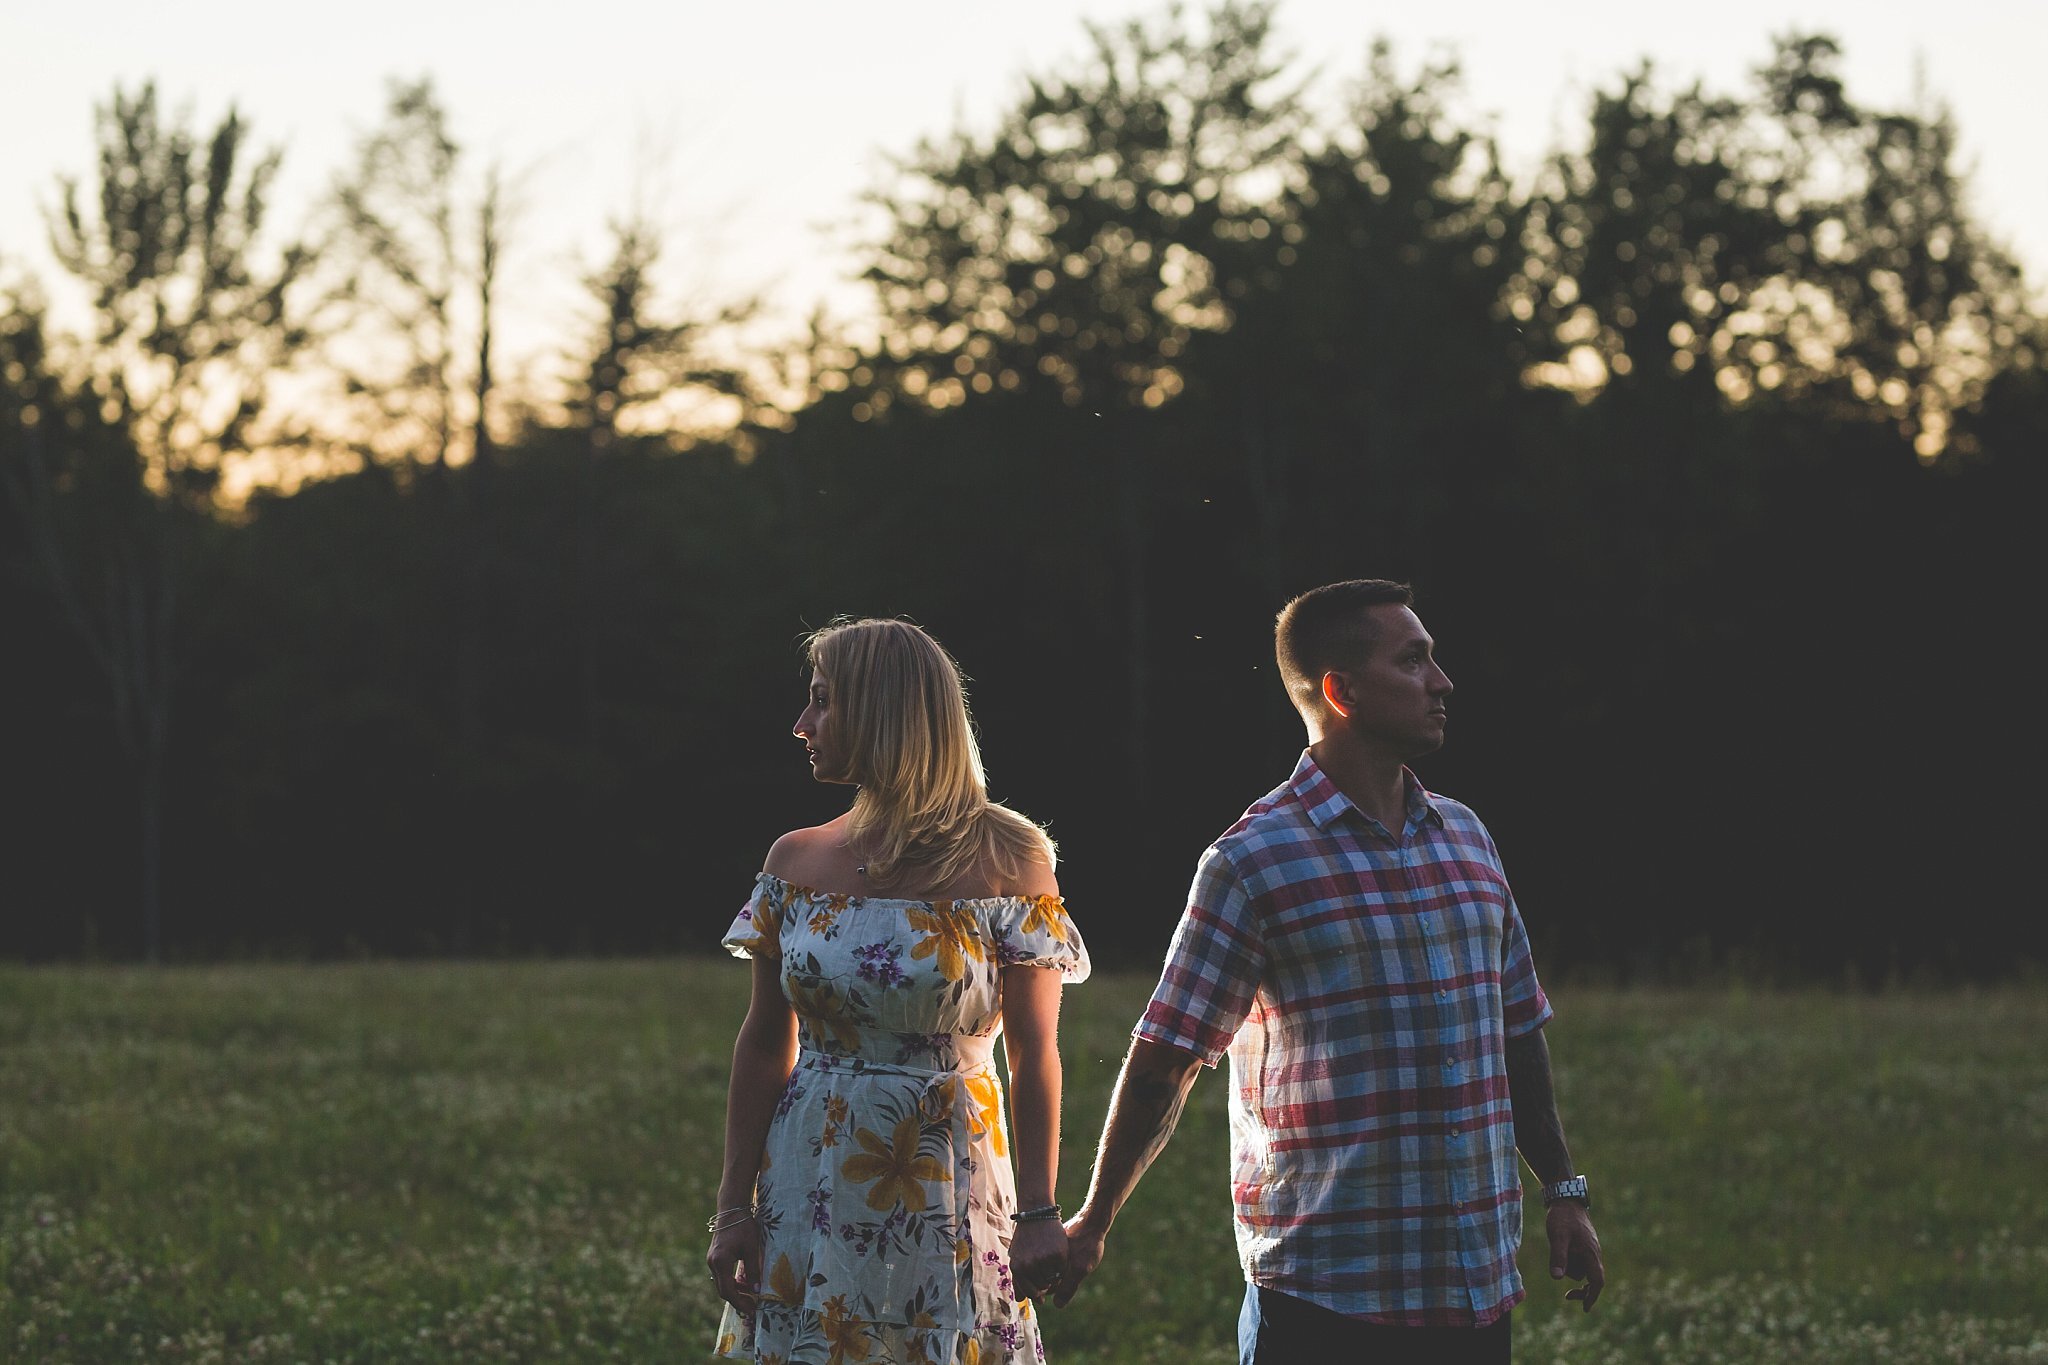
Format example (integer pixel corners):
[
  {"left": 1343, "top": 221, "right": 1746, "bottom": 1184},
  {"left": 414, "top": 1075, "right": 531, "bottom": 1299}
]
[{"left": 805, "top": 617, "right": 1054, "bottom": 890}]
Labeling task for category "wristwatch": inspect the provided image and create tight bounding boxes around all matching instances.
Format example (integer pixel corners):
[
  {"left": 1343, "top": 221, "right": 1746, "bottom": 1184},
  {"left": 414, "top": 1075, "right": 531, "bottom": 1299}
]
[{"left": 1540, "top": 1174, "right": 1590, "bottom": 1209}]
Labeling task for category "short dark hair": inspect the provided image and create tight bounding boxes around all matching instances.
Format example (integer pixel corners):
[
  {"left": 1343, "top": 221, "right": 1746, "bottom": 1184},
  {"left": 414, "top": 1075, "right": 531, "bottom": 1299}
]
[{"left": 1274, "top": 579, "right": 1415, "bottom": 711}]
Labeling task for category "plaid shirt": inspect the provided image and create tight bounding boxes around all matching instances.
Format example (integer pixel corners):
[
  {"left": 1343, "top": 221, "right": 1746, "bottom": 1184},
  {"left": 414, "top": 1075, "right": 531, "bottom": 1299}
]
[{"left": 1137, "top": 750, "right": 1553, "bottom": 1327}]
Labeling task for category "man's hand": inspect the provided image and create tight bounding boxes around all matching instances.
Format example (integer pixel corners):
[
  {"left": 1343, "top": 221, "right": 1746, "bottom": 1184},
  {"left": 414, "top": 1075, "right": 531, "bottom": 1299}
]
[
  {"left": 1545, "top": 1201, "right": 1605, "bottom": 1311},
  {"left": 1008, "top": 1219, "right": 1068, "bottom": 1302},
  {"left": 1050, "top": 1208, "right": 1105, "bottom": 1307}
]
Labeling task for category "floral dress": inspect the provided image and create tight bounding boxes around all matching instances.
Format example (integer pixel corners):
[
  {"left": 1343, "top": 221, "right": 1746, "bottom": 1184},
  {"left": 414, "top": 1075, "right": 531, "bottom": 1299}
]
[{"left": 714, "top": 873, "right": 1090, "bottom": 1365}]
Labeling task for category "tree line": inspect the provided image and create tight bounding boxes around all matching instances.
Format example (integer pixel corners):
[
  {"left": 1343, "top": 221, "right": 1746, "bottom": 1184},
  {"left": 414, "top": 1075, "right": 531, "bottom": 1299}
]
[{"left": 3, "top": 4, "right": 2042, "bottom": 980}]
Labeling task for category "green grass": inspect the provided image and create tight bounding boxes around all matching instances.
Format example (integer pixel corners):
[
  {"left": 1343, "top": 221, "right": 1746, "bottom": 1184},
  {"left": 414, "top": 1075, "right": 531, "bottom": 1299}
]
[{"left": 2, "top": 963, "right": 2045, "bottom": 1363}]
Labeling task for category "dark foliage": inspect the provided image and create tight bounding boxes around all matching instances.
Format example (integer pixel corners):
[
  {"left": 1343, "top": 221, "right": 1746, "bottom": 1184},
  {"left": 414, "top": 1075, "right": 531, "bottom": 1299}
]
[{"left": 3, "top": 12, "right": 2041, "bottom": 981}]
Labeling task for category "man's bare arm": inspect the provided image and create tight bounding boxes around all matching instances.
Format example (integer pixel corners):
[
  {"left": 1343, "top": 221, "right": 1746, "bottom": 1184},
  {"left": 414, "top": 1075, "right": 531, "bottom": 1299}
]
[
  {"left": 1505, "top": 1028, "right": 1574, "bottom": 1182},
  {"left": 1052, "top": 1037, "right": 1204, "bottom": 1306},
  {"left": 1505, "top": 1026, "right": 1606, "bottom": 1311}
]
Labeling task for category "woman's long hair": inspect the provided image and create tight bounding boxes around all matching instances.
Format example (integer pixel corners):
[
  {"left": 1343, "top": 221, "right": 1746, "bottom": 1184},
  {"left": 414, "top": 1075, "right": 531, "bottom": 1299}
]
[{"left": 805, "top": 618, "right": 1053, "bottom": 890}]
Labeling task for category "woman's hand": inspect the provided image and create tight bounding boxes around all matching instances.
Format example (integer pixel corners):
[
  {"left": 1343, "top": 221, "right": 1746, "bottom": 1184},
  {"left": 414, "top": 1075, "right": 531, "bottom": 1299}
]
[
  {"left": 1008, "top": 1218, "right": 1069, "bottom": 1303},
  {"left": 707, "top": 1216, "right": 763, "bottom": 1316},
  {"left": 709, "top": 951, "right": 797, "bottom": 1320}
]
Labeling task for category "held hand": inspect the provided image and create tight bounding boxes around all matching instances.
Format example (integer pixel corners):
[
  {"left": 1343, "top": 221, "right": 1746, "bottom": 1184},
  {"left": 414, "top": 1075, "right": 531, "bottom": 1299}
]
[
  {"left": 1050, "top": 1211, "right": 1105, "bottom": 1308},
  {"left": 707, "top": 1217, "right": 764, "bottom": 1316},
  {"left": 1545, "top": 1202, "right": 1605, "bottom": 1312},
  {"left": 1008, "top": 1218, "right": 1068, "bottom": 1303}
]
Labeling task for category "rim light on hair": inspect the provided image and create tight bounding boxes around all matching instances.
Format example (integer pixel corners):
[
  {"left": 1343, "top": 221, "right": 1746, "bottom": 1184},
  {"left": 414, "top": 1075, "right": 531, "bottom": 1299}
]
[{"left": 804, "top": 618, "right": 1053, "bottom": 888}]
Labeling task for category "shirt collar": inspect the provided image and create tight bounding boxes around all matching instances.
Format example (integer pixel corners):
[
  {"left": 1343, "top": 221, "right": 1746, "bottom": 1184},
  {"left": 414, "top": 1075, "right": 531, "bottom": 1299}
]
[{"left": 1287, "top": 749, "right": 1443, "bottom": 837}]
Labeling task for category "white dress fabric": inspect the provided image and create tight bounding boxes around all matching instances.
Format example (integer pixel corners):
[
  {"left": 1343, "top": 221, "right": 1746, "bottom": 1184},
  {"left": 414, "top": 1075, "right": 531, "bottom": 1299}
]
[{"left": 715, "top": 872, "right": 1090, "bottom": 1365}]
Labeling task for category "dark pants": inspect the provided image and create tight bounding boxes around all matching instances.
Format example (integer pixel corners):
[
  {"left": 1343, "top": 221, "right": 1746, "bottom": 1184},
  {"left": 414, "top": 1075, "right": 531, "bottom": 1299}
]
[{"left": 1237, "top": 1285, "right": 1512, "bottom": 1365}]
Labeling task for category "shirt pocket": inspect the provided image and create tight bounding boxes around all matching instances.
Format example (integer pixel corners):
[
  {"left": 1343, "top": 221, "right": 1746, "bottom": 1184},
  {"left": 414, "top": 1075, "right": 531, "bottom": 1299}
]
[
  {"left": 1431, "top": 861, "right": 1511, "bottom": 978},
  {"left": 1266, "top": 904, "right": 1378, "bottom": 992}
]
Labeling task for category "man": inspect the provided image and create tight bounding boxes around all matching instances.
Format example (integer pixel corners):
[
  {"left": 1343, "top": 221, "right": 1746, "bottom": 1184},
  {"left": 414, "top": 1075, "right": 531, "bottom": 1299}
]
[{"left": 1053, "top": 579, "right": 1604, "bottom": 1362}]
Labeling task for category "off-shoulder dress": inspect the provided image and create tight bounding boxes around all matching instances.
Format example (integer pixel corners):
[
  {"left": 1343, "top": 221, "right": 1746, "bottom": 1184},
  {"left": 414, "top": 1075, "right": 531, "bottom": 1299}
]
[{"left": 714, "top": 872, "right": 1090, "bottom": 1365}]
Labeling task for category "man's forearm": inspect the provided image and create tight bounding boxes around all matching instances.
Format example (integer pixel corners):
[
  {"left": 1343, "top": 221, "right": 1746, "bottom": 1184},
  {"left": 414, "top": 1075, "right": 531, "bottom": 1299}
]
[
  {"left": 1505, "top": 1027, "right": 1576, "bottom": 1184},
  {"left": 1072, "top": 1038, "right": 1204, "bottom": 1233}
]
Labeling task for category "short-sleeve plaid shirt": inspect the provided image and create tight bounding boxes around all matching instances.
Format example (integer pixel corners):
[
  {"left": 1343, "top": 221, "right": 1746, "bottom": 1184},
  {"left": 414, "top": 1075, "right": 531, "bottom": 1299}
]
[{"left": 1137, "top": 750, "right": 1553, "bottom": 1327}]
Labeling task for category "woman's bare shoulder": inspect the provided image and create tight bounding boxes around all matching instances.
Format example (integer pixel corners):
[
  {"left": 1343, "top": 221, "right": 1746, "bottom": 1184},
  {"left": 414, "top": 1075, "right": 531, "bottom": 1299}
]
[
  {"left": 762, "top": 816, "right": 851, "bottom": 884},
  {"left": 999, "top": 841, "right": 1061, "bottom": 900}
]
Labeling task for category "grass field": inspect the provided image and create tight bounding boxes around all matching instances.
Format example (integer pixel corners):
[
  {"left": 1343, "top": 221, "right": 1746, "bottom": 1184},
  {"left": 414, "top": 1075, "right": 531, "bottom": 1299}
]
[{"left": 2, "top": 961, "right": 2045, "bottom": 1364}]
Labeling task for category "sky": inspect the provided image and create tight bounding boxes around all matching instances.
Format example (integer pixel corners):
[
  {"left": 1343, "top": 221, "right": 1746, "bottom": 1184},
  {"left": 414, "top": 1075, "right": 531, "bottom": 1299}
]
[{"left": 5, "top": 0, "right": 2043, "bottom": 387}]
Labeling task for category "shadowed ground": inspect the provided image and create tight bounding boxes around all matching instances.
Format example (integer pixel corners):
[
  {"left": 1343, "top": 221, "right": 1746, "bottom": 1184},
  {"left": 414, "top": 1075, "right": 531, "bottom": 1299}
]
[{"left": 2, "top": 962, "right": 2044, "bottom": 1363}]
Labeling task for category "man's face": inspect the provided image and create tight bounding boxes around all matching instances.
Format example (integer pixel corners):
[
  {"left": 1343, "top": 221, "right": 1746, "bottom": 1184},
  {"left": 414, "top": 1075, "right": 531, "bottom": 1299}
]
[{"left": 1328, "top": 605, "right": 1455, "bottom": 758}]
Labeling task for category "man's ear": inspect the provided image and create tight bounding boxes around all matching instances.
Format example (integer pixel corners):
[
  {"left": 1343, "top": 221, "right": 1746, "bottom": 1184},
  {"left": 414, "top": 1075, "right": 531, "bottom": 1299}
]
[{"left": 1320, "top": 671, "right": 1353, "bottom": 719}]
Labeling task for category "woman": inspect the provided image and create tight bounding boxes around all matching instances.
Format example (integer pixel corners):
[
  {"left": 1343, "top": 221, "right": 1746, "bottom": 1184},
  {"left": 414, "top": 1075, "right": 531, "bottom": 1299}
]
[{"left": 708, "top": 617, "right": 1090, "bottom": 1365}]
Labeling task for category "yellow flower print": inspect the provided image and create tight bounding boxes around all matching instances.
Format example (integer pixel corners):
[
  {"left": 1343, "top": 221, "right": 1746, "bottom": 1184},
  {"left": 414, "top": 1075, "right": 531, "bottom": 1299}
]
[
  {"left": 928, "top": 1071, "right": 1002, "bottom": 1152},
  {"left": 715, "top": 1329, "right": 737, "bottom": 1355},
  {"left": 963, "top": 1071, "right": 1007, "bottom": 1158},
  {"left": 958, "top": 1338, "right": 981, "bottom": 1365},
  {"left": 741, "top": 894, "right": 784, "bottom": 956},
  {"left": 787, "top": 979, "right": 863, "bottom": 1051},
  {"left": 906, "top": 901, "right": 985, "bottom": 982},
  {"left": 817, "top": 1087, "right": 850, "bottom": 1151},
  {"left": 745, "top": 882, "right": 798, "bottom": 955},
  {"left": 841, "top": 1111, "right": 952, "bottom": 1212},
  {"left": 1018, "top": 894, "right": 1071, "bottom": 944},
  {"left": 819, "top": 1293, "right": 873, "bottom": 1364},
  {"left": 763, "top": 1253, "right": 802, "bottom": 1305}
]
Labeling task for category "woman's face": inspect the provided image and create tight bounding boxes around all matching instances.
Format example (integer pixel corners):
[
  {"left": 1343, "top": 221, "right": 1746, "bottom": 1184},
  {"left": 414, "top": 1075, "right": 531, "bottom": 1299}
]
[{"left": 793, "top": 669, "right": 849, "bottom": 782}]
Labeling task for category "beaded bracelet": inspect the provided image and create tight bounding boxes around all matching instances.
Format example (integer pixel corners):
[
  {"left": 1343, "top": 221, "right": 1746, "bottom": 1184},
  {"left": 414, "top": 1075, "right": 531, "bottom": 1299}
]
[
  {"left": 706, "top": 1205, "right": 757, "bottom": 1234},
  {"left": 1012, "top": 1203, "right": 1062, "bottom": 1224}
]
